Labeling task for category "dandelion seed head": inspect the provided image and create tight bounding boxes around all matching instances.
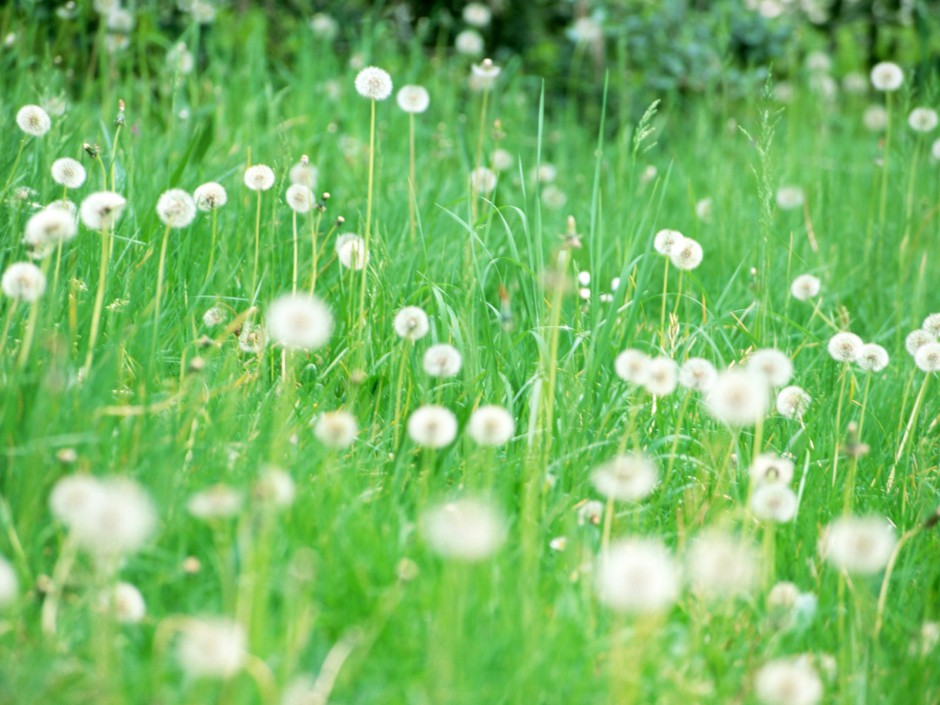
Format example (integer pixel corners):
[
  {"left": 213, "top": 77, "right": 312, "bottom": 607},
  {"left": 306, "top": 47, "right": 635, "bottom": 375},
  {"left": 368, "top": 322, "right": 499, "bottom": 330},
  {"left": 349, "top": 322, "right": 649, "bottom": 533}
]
[
  {"left": 105, "top": 581, "right": 146, "bottom": 623},
  {"left": 470, "top": 166, "right": 497, "bottom": 194},
  {"left": 596, "top": 538, "right": 680, "bottom": 614},
  {"left": 467, "top": 405, "right": 515, "bottom": 446},
  {"left": 16, "top": 104, "right": 51, "bottom": 137},
  {"left": 421, "top": 498, "right": 506, "bottom": 561},
  {"left": 856, "top": 343, "right": 890, "bottom": 372},
  {"left": 821, "top": 516, "right": 896, "bottom": 574},
  {"left": 51, "top": 157, "right": 86, "bottom": 189},
  {"left": 908, "top": 107, "right": 939, "bottom": 133},
  {"left": 653, "top": 229, "right": 684, "bottom": 256},
  {"left": 106, "top": 7, "right": 134, "bottom": 32},
  {"left": 309, "top": 12, "right": 338, "bottom": 40},
  {"left": 79, "top": 191, "right": 126, "bottom": 230},
  {"left": 905, "top": 329, "right": 935, "bottom": 356},
  {"left": 187, "top": 485, "right": 243, "bottom": 520},
  {"left": 167, "top": 41, "right": 194, "bottom": 74},
  {"left": 751, "top": 484, "right": 798, "bottom": 523},
  {"left": 312, "top": 410, "right": 358, "bottom": 449},
  {"left": 776, "top": 385, "right": 811, "bottom": 419},
  {"left": 393, "top": 306, "right": 430, "bottom": 341},
  {"left": 678, "top": 357, "right": 717, "bottom": 392},
  {"left": 695, "top": 197, "right": 713, "bottom": 222},
  {"left": 705, "top": 369, "right": 770, "bottom": 426},
  {"left": 266, "top": 293, "right": 333, "bottom": 351},
  {"left": 790, "top": 274, "right": 821, "bottom": 301},
  {"left": 491, "top": 148, "right": 513, "bottom": 171},
  {"left": 289, "top": 161, "right": 318, "bottom": 189},
  {"left": 423, "top": 343, "right": 462, "bottom": 378},
  {"left": 754, "top": 658, "right": 823, "bottom": 705},
  {"left": 643, "top": 356, "right": 679, "bottom": 396},
  {"left": 244, "top": 164, "right": 275, "bottom": 191},
  {"left": 335, "top": 233, "right": 368, "bottom": 270},
  {"left": 827, "top": 332, "right": 863, "bottom": 363},
  {"left": 863, "top": 104, "right": 888, "bottom": 132},
  {"left": 776, "top": 185, "right": 804, "bottom": 210},
  {"left": 285, "top": 184, "right": 315, "bottom": 213},
  {"left": 577, "top": 500, "right": 604, "bottom": 526},
  {"left": 202, "top": 306, "right": 225, "bottom": 327},
  {"left": 915, "top": 342, "right": 940, "bottom": 372},
  {"left": 567, "top": 16, "right": 603, "bottom": 43},
  {"left": 407, "top": 405, "right": 458, "bottom": 448},
  {"left": 541, "top": 185, "right": 567, "bottom": 209},
  {"left": 615, "top": 349, "right": 649, "bottom": 385},
  {"left": 670, "top": 237, "right": 703, "bottom": 270},
  {"left": 68, "top": 478, "right": 157, "bottom": 561},
  {"left": 922, "top": 313, "right": 940, "bottom": 337},
  {"left": 237, "top": 323, "right": 265, "bottom": 353},
  {"left": 749, "top": 453, "right": 795, "bottom": 486},
  {"left": 767, "top": 581, "right": 801, "bottom": 611},
  {"left": 870, "top": 61, "right": 904, "bottom": 91},
  {"left": 176, "top": 618, "right": 246, "bottom": 679},
  {"left": 23, "top": 207, "right": 78, "bottom": 255},
  {"left": 396, "top": 84, "right": 430, "bottom": 114},
  {"left": 254, "top": 467, "right": 295, "bottom": 509},
  {"left": 747, "top": 348, "right": 794, "bottom": 387},
  {"left": 354, "top": 66, "right": 393, "bottom": 100},
  {"left": 2, "top": 262, "right": 46, "bottom": 302},
  {"left": 686, "top": 530, "right": 760, "bottom": 600},
  {"left": 590, "top": 453, "right": 659, "bottom": 502},
  {"left": 462, "top": 2, "right": 492, "bottom": 27},
  {"left": 156, "top": 188, "right": 196, "bottom": 228},
  {"left": 455, "top": 29, "right": 484, "bottom": 56},
  {"left": 193, "top": 182, "right": 227, "bottom": 211}
]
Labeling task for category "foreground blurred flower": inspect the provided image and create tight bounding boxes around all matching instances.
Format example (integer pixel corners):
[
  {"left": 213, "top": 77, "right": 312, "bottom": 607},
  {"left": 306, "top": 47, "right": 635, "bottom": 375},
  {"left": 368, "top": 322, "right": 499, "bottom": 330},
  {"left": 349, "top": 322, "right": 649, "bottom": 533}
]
[
  {"left": 820, "top": 516, "right": 896, "bottom": 574},
  {"left": 313, "top": 410, "right": 358, "bottom": 449},
  {"left": 857, "top": 343, "right": 890, "bottom": 372},
  {"left": 176, "top": 617, "right": 246, "bottom": 679},
  {"left": 455, "top": 29, "right": 484, "bottom": 57},
  {"left": 79, "top": 191, "right": 126, "bottom": 230},
  {"left": 289, "top": 161, "right": 318, "bottom": 189},
  {"left": 462, "top": 2, "right": 492, "bottom": 27},
  {"left": 103, "top": 581, "right": 146, "bottom": 623},
  {"left": 751, "top": 484, "right": 798, "bottom": 523},
  {"left": 354, "top": 66, "right": 393, "bottom": 101},
  {"left": 23, "top": 207, "right": 77, "bottom": 256},
  {"left": 643, "top": 356, "right": 678, "bottom": 396},
  {"left": 421, "top": 498, "right": 506, "bottom": 561},
  {"left": 615, "top": 349, "right": 649, "bottom": 385},
  {"left": 2, "top": 262, "right": 46, "bottom": 301},
  {"left": 915, "top": 342, "right": 940, "bottom": 372},
  {"left": 254, "top": 467, "right": 295, "bottom": 509},
  {"left": 187, "top": 485, "right": 243, "bottom": 520},
  {"left": 686, "top": 530, "right": 760, "bottom": 600},
  {"left": 653, "top": 229, "right": 684, "bottom": 256},
  {"left": 591, "top": 453, "right": 659, "bottom": 502},
  {"left": 16, "top": 104, "right": 51, "bottom": 136},
  {"left": 754, "top": 658, "right": 823, "bottom": 705},
  {"left": 747, "top": 348, "right": 793, "bottom": 387},
  {"left": 749, "top": 453, "right": 794, "bottom": 486},
  {"left": 467, "top": 405, "right": 515, "bottom": 446},
  {"left": 407, "top": 405, "right": 458, "bottom": 448},
  {"left": 678, "top": 357, "right": 717, "bottom": 392},
  {"left": 266, "top": 293, "right": 333, "bottom": 350},
  {"left": 469, "top": 166, "right": 497, "bottom": 195},
  {"left": 596, "top": 538, "right": 680, "bottom": 614},
  {"left": 775, "top": 186, "right": 804, "bottom": 210},
  {"left": 705, "top": 370, "right": 770, "bottom": 426},
  {"left": 335, "top": 233, "right": 368, "bottom": 270},
  {"left": 423, "top": 343, "right": 462, "bottom": 378},
  {"left": 393, "top": 306, "right": 430, "bottom": 340}
]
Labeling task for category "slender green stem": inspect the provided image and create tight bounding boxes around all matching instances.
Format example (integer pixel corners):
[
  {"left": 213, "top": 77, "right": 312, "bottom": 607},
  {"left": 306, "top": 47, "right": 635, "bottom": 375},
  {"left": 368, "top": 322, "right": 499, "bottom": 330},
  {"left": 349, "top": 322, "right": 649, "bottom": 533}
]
[
  {"left": 292, "top": 210, "right": 299, "bottom": 294},
  {"left": 408, "top": 113, "right": 416, "bottom": 242},
  {"left": 357, "top": 99, "right": 377, "bottom": 360},
  {"left": 152, "top": 223, "right": 172, "bottom": 362},
  {"left": 205, "top": 207, "right": 218, "bottom": 285},
  {"left": 0, "top": 300, "right": 20, "bottom": 358},
  {"left": 82, "top": 223, "right": 112, "bottom": 376},
  {"left": 252, "top": 190, "right": 262, "bottom": 297}
]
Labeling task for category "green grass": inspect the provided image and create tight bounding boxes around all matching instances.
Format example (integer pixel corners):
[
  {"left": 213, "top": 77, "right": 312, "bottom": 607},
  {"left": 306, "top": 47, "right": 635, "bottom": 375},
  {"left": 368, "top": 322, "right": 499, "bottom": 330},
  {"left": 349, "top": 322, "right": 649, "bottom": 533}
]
[{"left": 0, "top": 5, "right": 939, "bottom": 705}]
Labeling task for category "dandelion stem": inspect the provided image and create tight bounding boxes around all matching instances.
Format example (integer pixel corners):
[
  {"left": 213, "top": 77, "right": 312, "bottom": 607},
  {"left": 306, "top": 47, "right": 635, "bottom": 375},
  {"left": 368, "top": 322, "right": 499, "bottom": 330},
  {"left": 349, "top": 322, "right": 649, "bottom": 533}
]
[
  {"left": 309, "top": 209, "right": 322, "bottom": 294},
  {"left": 830, "top": 366, "right": 849, "bottom": 488},
  {"left": 252, "top": 190, "right": 262, "bottom": 297},
  {"left": 205, "top": 207, "right": 218, "bottom": 285},
  {"left": 357, "top": 98, "right": 377, "bottom": 358},
  {"left": 0, "top": 300, "right": 20, "bottom": 358},
  {"left": 291, "top": 210, "right": 299, "bottom": 294},
  {"left": 0, "top": 138, "right": 27, "bottom": 200},
  {"left": 108, "top": 122, "right": 122, "bottom": 192},
  {"left": 873, "top": 526, "right": 918, "bottom": 639},
  {"left": 83, "top": 223, "right": 112, "bottom": 376},
  {"left": 408, "top": 113, "right": 417, "bottom": 242},
  {"left": 152, "top": 223, "right": 172, "bottom": 362},
  {"left": 471, "top": 88, "right": 489, "bottom": 224},
  {"left": 659, "top": 258, "right": 669, "bottom": 347},
  {"left": 894, "top": 373, "right": 930, "bottom": 466}
]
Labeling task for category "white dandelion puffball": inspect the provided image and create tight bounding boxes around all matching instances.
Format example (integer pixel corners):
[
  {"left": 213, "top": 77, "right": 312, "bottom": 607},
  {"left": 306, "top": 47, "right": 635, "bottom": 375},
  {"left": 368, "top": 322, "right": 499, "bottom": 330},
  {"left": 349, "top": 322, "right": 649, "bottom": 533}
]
[
  {"left": 244, "top": 164, "right": 275, "bottom": 191},
  {"left": 309, "top": 12, "right": 338, "bottom": 40},
  {"left": 16, "top": 104, "right": 51, "bottom": 136},
  {"left": 751, "top": 484, "right": 798, "bottom": 523},
  {"left": 870, "top": 61, "right": 904, "bottom": 91},
  {"left": 678, "top": 357, "right": 718, "bottom": 392},
  {"left": 23, "top": 207, "right": 78, "bottom": 253},
  {"left": 470, "top": 166, "right": 497, "bottom": 194},
  {"left": 908, "top": 107, "right": 939, "bottom": 133},
  {"left": 749, "top": 453, "right": 795, "bottom": 486},
  {"left": 49, "top": 474, "right": 105, "bottom": 526},
  {"left": 747, "top": 348, "right": 794, "bottom": 387},
  {"left": 863, "top": 104, "right": 889, "bottom": 132},
  {"left": 923, "top": 313, "right": 940, "bottom": 337},
  {"left": 187, "top": 485, "right": 244, "bottom": 520},
  {"left": 905, "top": 329, "right": 935, "bottom": 356},
  {"left": 614, "top": 348, "right": 650, "bottom": 385},
  {"left": 821, "top": 516, "right": 897, "bottom": 574},
  {"left": 68, "top": 478, "right": 157, "bottom": 560},
  {"left": 775, "top": 185, "right": 805, "bottom": 210},
  {"left": 51, "top": 157, "right": 86, "bottom": 188},
  {"left": 766, "top": 581, "right": 801, "bottom": 612},
  {"left": 669, "top": 237, "right": 703, "bottom": 271},
  {"left": 285, "top": 184, "right": 314, "bottom": 213},
  {"left": 643, "top": 356, "right": 679, "bottom": 396},
  {"left": 857, "top": 343, "right": 890, "bottom": 372},
  {"left": 79, "top": 191, "right": 127, "bottom": 230},
  {"left": 238, "top": 323, "right": 266, "bottom": 354},
  {"left": 421, "top": 498, "right": 506, "bottom": 561},
  {"left": 423, "top": 343, "right": 462, "bottom": 378},
  {"left": 491, "top": 148, "right": 513, "bottom": 172},
  {"left": 568, "top": 16, "right": 603, "bottom": 43},
  {"left": 915, "top": 342, "right": 940, "bottom": 372},
  {"left": 167, "top": 42, "right": 194, "bottom": 74},
  {"left": 254, "top": 467, "right": 295, "bottom": 509},
  {"left": 596, "top": 538, "right": 680, "bottom": 614},
  {"left": 354, "top": 66, "right": 393, "bottom": 100},
  {"left": 705, "top": 369, "right": 770, "bottom": 426},
  {"left": 455, "top": 29, "right": 484, "bottom": 57},
  {"left": 541, "top": 185, "right": 567, "bottom": 209},
  {"left": 106, "top": 582, "right": 146, "bottom": 623},
  {"left": 827, "top": 332, "right": 864, "bottom": 363},
  {"left": 695, "top": 197, "right": 713, "bottom": 222},
  {"left": 176, "top": 618, "right": 246, "bottom": 679},
  {"left": 156, "top": 188, "right": 196, "bottom": 228},
  {"left": 393, "top": 306, "right": 430, "bottom": 341},
  {"left": 467, "top": 405, "right": 515, "bottom": 446},
  {"left": 396, "top": 84, "right": 430, "bottom": 114},
  {"left": 2, "top": 262, "right": 46, "bottom": 302},
  {"left": 266, "top": 293, "right": 333, "bottom": 351},
  {"left": 755, "top": 658, "right": 823, "bottom": 705},
  {"left": 407, "top": 405, "right": 458, "bottom": 448},
  {"left": 686, "top": 530, "right": 760, "bottom": 600},
  {"left": 653, "top": 228, "right": 684, "bottom": 256},
  {"left": 193, "top": 182, "right": 227, "bottom": 211},
  {"left": 202, "top": 306, "right": 225, "bottom": 327},
  {"left": 790, "top": 274, "right": 821, "bottom": 301},
  {"left": 0, "top": 556, "right": 18, "bottom": 608},
  {"left": 590, "top": 453, "right": 659, "bottom": 502},
  {"left": 335, "top": 233, "right": 368, "bottom": 270},
  {"left": 289, "top": 161, "right": 318, "bottom": 189},
  {"left": 462, "top": 2, "right": 492, "bottom": 27},
  {"left": 471, "top": 59, "right": 501, "bottom": 81},
  {"left": 776, "top": 385, "right": 811, "bottom": 419},
  {"left": 577, "top": 500, "right": 604, "bottom": 526},
  {"left": 313, "top": 410, "right": 358, "bottom": 449}
]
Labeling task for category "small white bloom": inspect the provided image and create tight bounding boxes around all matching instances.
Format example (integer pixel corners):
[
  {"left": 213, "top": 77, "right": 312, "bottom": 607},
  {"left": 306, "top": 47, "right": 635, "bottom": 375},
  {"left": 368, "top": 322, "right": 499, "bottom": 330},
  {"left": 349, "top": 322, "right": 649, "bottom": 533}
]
[
  {"left": 455, "top": 29, "right": 484, "bottom": 57},
  {"left": 193, "top": 182, "right": 227, "bottom": 211},
  {"left": 747, "top": 348, "right": 793, "bottom": 387},
  {"left": 51, "top": 157, "right": 86, "bottom": 188},
  {"left": 396, "top": 85, "right": 430, "bottom": 114},
  {"left": 870, "top": 61, "right": 904, "bottom": 91},
  {"left": 678, "top": 357, "right": 717, "bottom": 392},
  {"left": 23, "top": 207, "right": 77, "bottom": 254},
  {"left": 470, "top": 166, "right": 497, "bottom": 194},
  {"left": 106, "top": 582, "right": 146, "bottom": 623},
  {"left": 187, "top": 485, "right": 243, "bottom": 520},
  {"left": 776, "top": 185, "right": 804, "bottom": 210},
  {"left": 68, "top": 478, "right": 157, "bottom": 561},
  {"left": 289, "top": 161, "right": 318, "bottom": 189},
  {"left": 755, "top": 658, "right": 823, "bottom": 705},
  {"left": 254, "top": 467, "right": 295, "bottom": 509},
  {"left": 156, "top": 188, "right": 196, "bottom": 228},
  {"left": 266, "top": 293, "right": 333, "bottom": 351},
  {"left": 202, "top": 306, "right": 225, "bottom": 327},
  {"left": 705, "top": 370, "right": 770, "bottom": 426},
  {"left": 790, "top": 274, "right": 821, "bottom": 301},
  {"left": 491, "top": 148, "right": 513, "bottom": 172},
  {"left": 821, "top": 516, "right": 897, "bottom": 574},
  {"left": 908, "top": 107, "right": 939, "bottom": 133},
  {"left": 669, "top": 237, "right": 703, "bottom": 270},
  {"left": 749, "top": 453, "right": 795, "bottom": 486},
  {"left": 596, "top": 538, "right": 680, "bottom": 614},
  {"left": 79, "top": 191, "right": 126, "bottom": 230},
  {"left": 915, "top": 342, "right": 940, "bottom": 372},
  {"left": 776, "top": 385, "right": 811, "bottom": 419},
  {"left": 577, "top": 499, "right": 604, "bottom": 526},
  {"left": 614, "top": 349, "right": 649, "bottom": 385},
  {"left": 467, "top": 405, "right": 515, "bottom": 446},
  {"left": 407, "top": 405, "right": 458, "bottom": 448},
  {"left": 393, "top": 306, "right": 430, "bottom": 340},
  {"left": 863, "top": 104, "right": 889, "bottom": 132},
  {"left": 905, "top": 329, "right": 935, "bottom": 356},
  {"left": 313, "top": 410, "right": 358, "bottom": 449},
  {"left": 0, "top": 556, "right": 18, "bottom": 608},
  {"left": 751, "top": 484, "right": 798, "bottom": 523},
  {"left": 176, "top": 618, "right": 246, "bottom": 679},
  {"left": 354, "top": 66, "right": 393, "bottom": 100},
  {"left": 421, "top": 498, "right": 506, "bottom": 561},
  {"left": 643, "top": 356, "right": 679, "bottom": 396},
  {"left": 2, "top": 262, "right": 46, "bottom": 302},
  {"left": 309, "top": 13, "right": 338, "bottom": 40},
  {"left": 686, "top": 530, "right": 760, "bottom": 600},
  {"left": 462, "top": 2, "right": 492, "bottom": 27},
  {"left": 335, "top": 233, "right": 368, "bottom": 270},
  {"left": 423, "top": 343, "right": 462, "bottom": 378},
  {"left": 16, "top": 104, "right": 51, "bottom": 137},
  {"left": 244, "top": 164, "right": 275, "bottom": 192},
  {"left": 653, "top": 229, "right": 684, "bottom": 256},
  {"left": 922, "top": 313, "right": 940, "bottom": 337},
  {"left": 827, "top": 332, "right": 863, "bottom": 363},
  {"left": 695, "top": 197, "right": 713, "bottom": 222},
  {"left": 285, "top": 184, "right": 314, "bottom": 213},
  {"left": 591, "top": 453, "right": 658, "bottom": 502},
  {"left": 856, "top": 343, "right": 890, "bottom": 372}
]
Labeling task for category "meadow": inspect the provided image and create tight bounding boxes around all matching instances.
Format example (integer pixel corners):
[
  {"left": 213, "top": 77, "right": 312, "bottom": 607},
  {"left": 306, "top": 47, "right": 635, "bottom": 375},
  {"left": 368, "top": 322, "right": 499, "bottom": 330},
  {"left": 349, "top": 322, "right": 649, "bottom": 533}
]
[{"left": 0, "top": 3, "right": 939, "bottom": 704}]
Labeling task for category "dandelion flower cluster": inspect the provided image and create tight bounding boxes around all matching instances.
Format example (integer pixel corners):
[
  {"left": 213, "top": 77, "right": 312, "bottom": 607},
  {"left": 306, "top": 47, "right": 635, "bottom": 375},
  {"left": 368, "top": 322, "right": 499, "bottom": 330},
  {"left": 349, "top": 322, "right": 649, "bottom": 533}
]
[
  {"left": 193, "top": 182, "right": 227, "bottom": 210},
  {"left": 79, "top": 191, "right": 127, "bottom": 230},
  {"left": 776, "top": 385, "right": 811, "bottom": 419},
  {"left": 396, "top": 85, "right": 430, "bottom": 114},
  {"left": 705, "top": 369, "right": 770, "bottom": 426},
  {"left": 313, "top": 410, "right": 358, "bottom": 449},
  {"left": 678, "top": 357, "right": 717, "bottom": 391},
  {"left": 244, "top": 164, "right": 275, "bottom": 191},
  {"left": 908, "top": 107, "right": 939, "bottom": 133},
  {"left": 23, "top": 207, "right": 78, "bottom": 256},
  {"left": 827, "top": 332, "right": 863, "bottom": 363},
  {"left": 285, "top": 184, "right": 315, "bottom": 213},
  {"left": 870, "top": 61, "right": 904, "bottom": 91},
  {"left": 643, "top": 356, "right": 678, "bottom": 396},
  {"left": 915, "top": 342, "right": 940, "bottom": 372},
  {"left": 790, "top": 274, "right": 821, "bottom": 301},
  {"left": 614, "top": 348, "right": 649, "bottom": 385},
  {"left": 747, "top": 348, "right": 794, "bottom": 387},
  {"left": 670, "top": 237, "right": 703, "bottom": 270},
  {"left": 751, "top": 484, "right": 798, "bottom": 523},
  {"left": 856, "top": 343, "right": 890, "bottom": 372},
  {"left": 423, "top": 343, "right": 462, "bottom": 378}
]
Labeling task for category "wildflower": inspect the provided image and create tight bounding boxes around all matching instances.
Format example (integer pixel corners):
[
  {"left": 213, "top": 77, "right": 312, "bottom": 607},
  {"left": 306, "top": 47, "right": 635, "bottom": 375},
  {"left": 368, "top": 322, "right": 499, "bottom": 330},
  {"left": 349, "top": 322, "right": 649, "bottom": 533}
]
[
  {"left": 190, "top": 0, "right": 215, "bottom": 24},
  {"left": 193, "top": 182, "right": 227, "bottom": 211},
  {"left": 653, "top": 229, "right": 684, "bottom": 256},
  {"left": 462, "top": 2, "right": 492, "bottom": 27},
  {"left": 23, "top": 207, "right": 77, "bottom": 255},
  {"left": 393, "top": 306, "right": 430, "bottom": 340},
  {"left": 156, "top": 188, "right": 196, "bottom": 228},
  {"left": 176, "top": 618, "right": 246, "bottom": 679},
  {"left": 285, "top": 184, "right": 314, "bottom": 213},
  {"left": 856, "top": 343, "right": 890, "bottom": 372},
  {"left": 596, "top": 538, "right": 680, "bottom": 614},
  {"left": 0, "top": 556, "right": 17, "bottom": 608},
  {"left": 309, "top": 13, "right": 338, "bottom": 40},
  {"left": 202, "top": 306, "right": 225, "bottom": 327},
  {"left": 237, "top": 323, "right": 265, "bottom": 353},
  {"left": 51, "top": 157, "right": 86, "bottom": 188},
  {"left": 187, "top": 485, "right": 243, "bottom": 520},
  {"left": 16, "top": 104, "right": 51, "bottom": 136},
  {"left": 407, "top": 405, "right": 458, "bottom": 448},
  {"left": 827, "top": 332, "right": 864, "bottom": 363},
  {"left": 423, "top": 343, "right": 462, "bottom": 378},
  {"left": 467, "top": 405, "right": 515, "bottom": 446},
  {"left": 491, "top": 148, "right": 513, "bottom": 171},
  {"left": 591, "top": 453, "right": 658, "bottom": 502},
  {"left": 421, "top": 498, "right": 506, "bottom": 561},
  {"left": 776, "top": 385, "right": 811, "bottom": 419},
  {"left": 915, "top": 342, "right": 940, "bottom": 372},
  {"left": 686, "top": 530, "right": 760, "bottom": 600},
  {"left": 790, "top": 274, "right": 821, "bottom": 301},
  {"left": 244, "top": 164, "right": 275, "bottom": 191},
  {"left": 754, "top": 658, "right": 823, "bottom": 705},
  {"left": 643, "top": 356, "right": 679, "bottom": 396},
  {"left": 312, "top": 410, "right": 358, "bottom": 449},
  {"left": 923, "top": 313, "right": 940, "bottom": 336},
  {"left": 567, "top": 16, "right": 603, "bottom": 43},
  {"left": 470, "top": 166, "right": 497, "bottom": 194},
  {"left": 863, "top": 104, "right": 888, "bottom": 132},
  {"left": 2, "top": 262, "right": 46, "bottom": 302},
  {"left": 166, "top": 42, "right": 194, "bottom": 74},
  {"left": 335, "top": 233, "right": 368, "bottom": 270},
  {"left": 67, "top": 478, "right": 157, "bottom": 561},
  {"left": 669, "top": 237, "right": 703, "bottom": 270},
  {"left": 289, "top": 161, "right": 318, "bottom": 189},
  {"left": 749, "top": 453, "right": 795, "bottom": 486},
  {"left": 614, "top": 349, "right": 649, "bottom": 385},
  {"left": 870, "top": 61, "right": 904, "bottom": 91},
  {"left": 254, "top": 467, "right": 295, "bottom": 509},
  {"left": 266, "top": 293, "right": 333, "bottom": 351},
  {"left": 908, "top": 107, "right": 939, "bottom": 133},
  {"left": 842, "top": 71, "right": 868, "bottom": 93},
  {"left": 678, "top": 357, "right": 717, "bottom": 392},
  {"left": 396, "top": 85, "right": 430, "bottom": 114},
  {"left": 354, "top": 66, "right": 393, "bottom": 101},
  {"left": 455, "top": 29, "right": 484, "bottom": 56},
  {"left": 747, "top": 348, "right": 794, "bottom": 387},
  {"left": 470, "top": 58, "right": 501, "bottom": 90},
  {"left": 49, "top": 474, "right": 104, "bottom": 526},
  {"left": 106, "top": 7, "right": 134, "bottom": 32},
  {"left": 776, "top": 186, "right": 804, "bottom": 210},
  {"left": 820, "top": 516, "right": 896, "bottom": 574},
  {"left": 79, "top": 191, "right": 126, "bottom": 230},
  {"left": 104, "top": 582, "right": 146, "bottom": 623},
  {"left": 541, "top": 185, "right": 567, "bottom": 209},
  {"left": 905, "top": 329, "right": 935, "bottom": 356},
  {"left": 767, "top": 581, "right": 801, "bottom": 611},
  {"left": 751, "top": 484, "right": 798, "bottom": 523},
  {"left": 577, "top": 500, "right": 604, "bottom": 525},
  {"left": 705, "top": 370, "right": 770, "bottom": 426},
  {"left": 695, "top": 197, "right": 713, "bottom": 222}
]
